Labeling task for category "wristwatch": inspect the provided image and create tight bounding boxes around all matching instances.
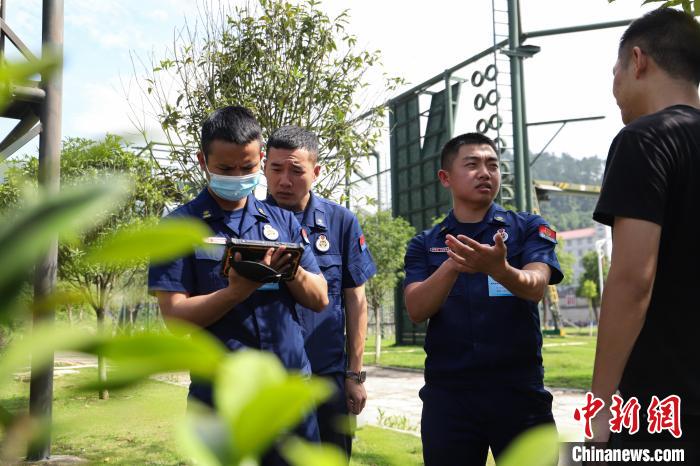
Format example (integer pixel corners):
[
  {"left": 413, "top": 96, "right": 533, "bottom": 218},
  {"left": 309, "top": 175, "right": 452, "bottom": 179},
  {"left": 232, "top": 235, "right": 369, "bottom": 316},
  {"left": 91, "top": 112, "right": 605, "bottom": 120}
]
[{"left": 344, "top": 370, "right": 366, "bottom": 384}]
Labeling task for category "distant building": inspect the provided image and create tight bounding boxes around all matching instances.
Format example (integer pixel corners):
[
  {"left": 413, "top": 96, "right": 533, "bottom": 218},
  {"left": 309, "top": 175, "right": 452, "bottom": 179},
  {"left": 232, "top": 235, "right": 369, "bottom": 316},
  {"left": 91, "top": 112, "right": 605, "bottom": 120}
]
[
  {"left": 554, "top": 223, "right": 611, "bottom": 322},
  {"left": 559, "top": 223, "right": 611, "bottom": 286}
]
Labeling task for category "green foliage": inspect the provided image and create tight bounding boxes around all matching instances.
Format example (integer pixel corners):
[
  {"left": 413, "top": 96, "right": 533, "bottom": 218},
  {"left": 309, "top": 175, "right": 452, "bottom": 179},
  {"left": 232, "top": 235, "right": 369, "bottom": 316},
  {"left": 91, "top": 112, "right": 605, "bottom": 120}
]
[
  {"left": 532, "top": 152, "right": 604, "bottom": 231},
  {"left": 358, "top": 210, "right": 415, "bottom": 311},
  {"left": 0, "top": 136, "right": 183, "bottom": 317},
  {"left": 1, "top": 54, "right": 341, "bottom": 466},
  {"left": 609, "top": 0, "right": 699, "bottom": 15},
  {"left": 0, "top": 55, "right": 60, "bottom": 114},
  {"left": 176, "top": 351, "right": 339, "bottom": 466},
  {"left": 0, "top": 183, "right": 128, "bottom": 319},
  {"left": 576, "top": 251, "right": 610, "bottom": 301},
  {"left": 137, "top": 0, "right": 402, "bottom": 199},
  {"left": 376, "top": 408, "right": 418, "bottom": 432},
  {"left": 86, "top": 217, "right": 211, "bottom": 267},
  {"left": 555, "top": 240, "right": 575, "bottom": 287},
  {"left": 282, "top": 438, "right": 348, "bottom": 466},
  {"left": 351, "top": 426, "right": 424, "bottom": 466},
  {"left": 497, "top": 425, "right": 559, "bottom": 466},
  {"left": 579, "top": 279, "right": 598, "bottom": 300}
]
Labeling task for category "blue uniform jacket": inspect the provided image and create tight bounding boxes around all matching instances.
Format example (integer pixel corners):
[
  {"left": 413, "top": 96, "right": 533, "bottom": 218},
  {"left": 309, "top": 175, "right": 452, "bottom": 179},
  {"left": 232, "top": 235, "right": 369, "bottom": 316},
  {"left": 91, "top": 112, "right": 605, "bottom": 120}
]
[
  {"left": 148, "top": 189, "right": 321, "bottom": 399},
  {"left": 268, "top": 192, "right": 377, "bottom": 375},
  {"left": 403, "top": 203, "right": 564, "bottom": 388}
]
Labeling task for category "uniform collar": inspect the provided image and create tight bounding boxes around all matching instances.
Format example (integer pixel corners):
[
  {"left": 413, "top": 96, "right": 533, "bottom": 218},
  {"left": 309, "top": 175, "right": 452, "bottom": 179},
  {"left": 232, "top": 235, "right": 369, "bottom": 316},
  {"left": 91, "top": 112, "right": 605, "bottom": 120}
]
[
  {"left": 191, "top": 189, "right": 269, "bottom": 236},
  {"left": 438, "top": 203, "right": 510, "bottom": 237},
  {"left": 302, "top": 192, "right": 327, "bottom": 231},
  {"left": 189, "top": 188, "right": 224, "bottom": 223},
  {"left": 240, "top": 194, "right": 270, "bottom": 236},
  {"left": 264, "top": 191, "right": 327, "bottom": 230}
]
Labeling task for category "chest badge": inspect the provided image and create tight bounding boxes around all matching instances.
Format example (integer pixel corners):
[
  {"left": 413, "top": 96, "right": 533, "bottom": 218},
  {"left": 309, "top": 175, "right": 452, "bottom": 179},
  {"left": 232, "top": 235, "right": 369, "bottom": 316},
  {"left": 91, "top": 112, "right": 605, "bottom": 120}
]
[
  {"left": 263, "top": 224, "right": 280, "bottom": 241},
  {"left": 493, "top": 228, "right": 509, "bottom": 243},
  {"left": 315, "top": 234, "right": 330, "bottom": 252},
  {"left": 301, "top": 227, "right": 310, "bottom": 244}
]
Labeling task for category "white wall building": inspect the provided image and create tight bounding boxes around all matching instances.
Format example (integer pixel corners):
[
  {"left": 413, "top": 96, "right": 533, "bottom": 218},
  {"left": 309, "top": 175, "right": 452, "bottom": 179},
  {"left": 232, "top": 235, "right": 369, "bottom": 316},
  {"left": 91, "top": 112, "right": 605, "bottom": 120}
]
[{"left": 559, "top": 223, "right": 611, "bottom": 286}]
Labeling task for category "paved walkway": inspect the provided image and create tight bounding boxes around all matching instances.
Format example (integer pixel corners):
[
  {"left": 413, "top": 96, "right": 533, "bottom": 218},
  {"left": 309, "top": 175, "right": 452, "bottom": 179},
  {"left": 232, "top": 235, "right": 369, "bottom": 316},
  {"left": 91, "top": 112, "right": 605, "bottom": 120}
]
[
  {"left": 53, "top": 353, "right": 586, "bottom": 441},
  {"left": 359, "top": 366, "right": 586, "bottom": 441}
]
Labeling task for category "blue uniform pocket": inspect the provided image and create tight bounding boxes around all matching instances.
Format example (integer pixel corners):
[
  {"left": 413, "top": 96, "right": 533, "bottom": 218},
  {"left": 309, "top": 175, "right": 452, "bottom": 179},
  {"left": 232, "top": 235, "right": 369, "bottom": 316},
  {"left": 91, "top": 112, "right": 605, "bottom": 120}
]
[
  {"left": 316, "top": 253, "right": 343, "bottom": 295},
  {"left": 194, "top": 244, "right": 226, "bottom": 261},
  {"left": 194, "top": 246, "right": 226, "bottom": 293}
]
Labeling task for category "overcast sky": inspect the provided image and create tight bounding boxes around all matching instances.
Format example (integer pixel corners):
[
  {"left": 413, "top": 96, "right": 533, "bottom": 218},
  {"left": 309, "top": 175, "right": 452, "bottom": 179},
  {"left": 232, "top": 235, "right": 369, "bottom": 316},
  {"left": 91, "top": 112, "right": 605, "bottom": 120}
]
[{"left": 4, "top": 0, "right": 662, "bottom": 162}]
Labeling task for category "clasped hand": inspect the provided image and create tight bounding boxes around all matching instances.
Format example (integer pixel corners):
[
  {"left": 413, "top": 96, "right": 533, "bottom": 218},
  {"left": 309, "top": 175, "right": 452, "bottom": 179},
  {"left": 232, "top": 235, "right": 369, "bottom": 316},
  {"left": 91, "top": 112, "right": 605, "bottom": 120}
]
[{"left": 444, "top": 233, "right": 508, "bottom": 276}]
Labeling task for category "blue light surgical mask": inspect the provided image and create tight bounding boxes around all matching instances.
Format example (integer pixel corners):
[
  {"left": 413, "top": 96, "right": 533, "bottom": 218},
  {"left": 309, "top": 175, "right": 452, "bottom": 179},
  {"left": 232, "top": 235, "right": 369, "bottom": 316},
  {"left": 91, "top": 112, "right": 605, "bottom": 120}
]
[{"left": 205, "top": 165, "right": 261, "bottom": 201}]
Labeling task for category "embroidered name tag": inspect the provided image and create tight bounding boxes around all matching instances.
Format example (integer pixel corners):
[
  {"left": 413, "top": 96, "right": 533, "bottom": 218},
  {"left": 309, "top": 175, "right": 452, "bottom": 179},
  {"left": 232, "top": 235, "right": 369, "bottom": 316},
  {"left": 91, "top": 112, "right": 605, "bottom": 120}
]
[
  {"left": 204, "top": 236, "right": 227, "bottom": 245},
  {"left": 429, "top": 247, "right": 449, "bottom": 253}
]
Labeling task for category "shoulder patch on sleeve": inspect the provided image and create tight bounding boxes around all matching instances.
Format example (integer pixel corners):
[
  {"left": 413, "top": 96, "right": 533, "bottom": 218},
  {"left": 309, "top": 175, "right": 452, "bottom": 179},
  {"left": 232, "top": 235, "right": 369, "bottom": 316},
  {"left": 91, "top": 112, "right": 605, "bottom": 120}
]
[
  {"left": 359, "top": 234, "right": 367, "bottom": 251},
  {"left": 538, "top": 225, "right": 557, "bottom": 243}
]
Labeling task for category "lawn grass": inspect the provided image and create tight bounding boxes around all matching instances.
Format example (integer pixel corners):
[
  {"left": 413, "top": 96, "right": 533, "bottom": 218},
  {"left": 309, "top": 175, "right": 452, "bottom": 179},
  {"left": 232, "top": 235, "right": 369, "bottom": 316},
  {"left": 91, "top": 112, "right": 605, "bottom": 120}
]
[
  {"left": 351, "top": 426, "right": 495, "bottom": 466},
  {"left": 364, "top": 328, "right": 596, "bottom": 390},
  {"left": 1, "top": 368, "right": 187, "bottom": 465},
  {"left": 350, "top": 426, "right": 422, "bottom": 466},
  {"left": 1, "top": 368, "right": 425, "bottom": 465}
]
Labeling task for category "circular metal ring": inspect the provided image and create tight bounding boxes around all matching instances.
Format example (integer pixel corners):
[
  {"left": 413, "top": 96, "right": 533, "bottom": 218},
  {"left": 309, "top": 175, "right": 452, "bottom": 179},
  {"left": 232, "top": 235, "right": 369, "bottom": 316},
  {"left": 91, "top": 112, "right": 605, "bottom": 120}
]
[
  {"left": 500, "top": 185, "right": 515, "bottom": 201},
  {"left": 474, "top": 94, "right": 486, "bottom": 111},
  {"left": 486, "top": 89, "right": 500, "bottom": 106},
  {"left": 476, "top": 119, "right": 489, "bottom": 134},
  {"left": 488, "top": 114, "right": 503, "bottom": 130},
  {"left": 495, "top": 137, "right": 507, "bottom": 154},
  {"left": 485, "top": 64, "right": 498, "bottom": 81},
  {"left": 471, "top": 70, "right": 485, "bottom": 87},
  {"left": 499, "top": 160, "right": 511, "bottom": 175}
]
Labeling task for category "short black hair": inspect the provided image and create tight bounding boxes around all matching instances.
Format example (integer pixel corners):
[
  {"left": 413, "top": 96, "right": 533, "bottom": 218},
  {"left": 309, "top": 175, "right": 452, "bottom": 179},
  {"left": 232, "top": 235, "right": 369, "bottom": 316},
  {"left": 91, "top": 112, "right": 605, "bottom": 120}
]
[
  {"left": 266, "top": 125, "right": 319, "bottom": 162},
  {"left": 620, "top": 8, "right": 700, "bottom": 85},
  {"left": 200, "top": 106, "right": 263, "bottom": 158},
  {"left": 440, "top": 132, "right": 498, "bottom": 170}
]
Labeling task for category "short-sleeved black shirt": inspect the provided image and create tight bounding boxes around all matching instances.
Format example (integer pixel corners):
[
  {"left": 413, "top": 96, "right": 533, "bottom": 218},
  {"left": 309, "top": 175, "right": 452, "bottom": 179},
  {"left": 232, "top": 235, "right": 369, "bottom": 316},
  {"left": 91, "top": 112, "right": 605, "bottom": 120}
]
[{"left": 594, "top": 105, "right": 700, "bottom": 414}]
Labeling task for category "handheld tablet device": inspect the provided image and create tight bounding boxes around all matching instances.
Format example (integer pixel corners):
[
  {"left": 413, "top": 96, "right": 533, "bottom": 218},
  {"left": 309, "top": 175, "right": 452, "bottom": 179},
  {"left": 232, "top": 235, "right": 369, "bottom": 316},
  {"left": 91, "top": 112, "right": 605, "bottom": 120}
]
[{"left": 220, "top": 238, "right": 304, "bottom": 282}]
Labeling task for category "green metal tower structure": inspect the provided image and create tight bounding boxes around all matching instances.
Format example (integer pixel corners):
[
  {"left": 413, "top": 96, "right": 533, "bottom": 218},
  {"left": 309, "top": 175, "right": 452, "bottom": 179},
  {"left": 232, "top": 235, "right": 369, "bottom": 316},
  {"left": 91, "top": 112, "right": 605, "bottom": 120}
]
[{"left": 390, "top": 1, "right": 634, "bottom": 344}]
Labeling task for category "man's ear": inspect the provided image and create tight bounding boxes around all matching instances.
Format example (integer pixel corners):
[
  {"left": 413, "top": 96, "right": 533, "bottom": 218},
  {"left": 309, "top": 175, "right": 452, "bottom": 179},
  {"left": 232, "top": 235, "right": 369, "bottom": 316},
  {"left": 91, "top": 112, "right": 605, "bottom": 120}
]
[
  {"left": 312, "top": 163, "right": 321, "bottom": 181},
  {"left": 438, "top": 169, "right": 450, "bottom": 188},
  {"left": 196, "top": 150, "right": 207, "bottom": 171},
  {"left": 631, "top": 46, "right": 648, "bottom": 79}
]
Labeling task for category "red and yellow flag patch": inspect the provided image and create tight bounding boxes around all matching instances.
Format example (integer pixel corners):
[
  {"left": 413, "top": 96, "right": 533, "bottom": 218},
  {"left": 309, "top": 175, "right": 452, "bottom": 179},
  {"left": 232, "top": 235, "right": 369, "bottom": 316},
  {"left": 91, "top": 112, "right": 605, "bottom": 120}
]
[
  {"left": 359, "top": 234, "right": 367, "bottom": 251},
  {"left": 538, "top": 225, "right": 557, "bottom": 243}
]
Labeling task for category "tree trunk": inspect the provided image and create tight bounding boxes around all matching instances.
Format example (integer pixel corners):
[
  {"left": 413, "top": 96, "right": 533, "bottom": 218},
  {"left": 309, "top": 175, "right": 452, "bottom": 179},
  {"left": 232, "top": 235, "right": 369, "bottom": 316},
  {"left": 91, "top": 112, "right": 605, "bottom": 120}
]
[
  {"left": 374, "top": 300, "right": 381, "bottom": 364},
  {"left": 542, "top": 294, "right": 550, "bottom": 330},
  {"left": 592, "top": 300, "right": 600, "bottom": 323},
  {"left": 66, "top": 304, "right": 73, "bottom": 326},
  {"left": 96, "top": 308, "right": 109, "bottom": 400}
]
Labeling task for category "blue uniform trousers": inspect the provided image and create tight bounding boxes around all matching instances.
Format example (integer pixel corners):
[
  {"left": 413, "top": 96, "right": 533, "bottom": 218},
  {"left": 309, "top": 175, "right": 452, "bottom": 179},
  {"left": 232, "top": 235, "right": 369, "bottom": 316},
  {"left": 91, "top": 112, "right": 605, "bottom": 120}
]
[
  {"left": 316, "top": 372, "right": 352, "bottom": 460},
  {"left": 420, "top": 382, "right": 556, "bottom": 466}
]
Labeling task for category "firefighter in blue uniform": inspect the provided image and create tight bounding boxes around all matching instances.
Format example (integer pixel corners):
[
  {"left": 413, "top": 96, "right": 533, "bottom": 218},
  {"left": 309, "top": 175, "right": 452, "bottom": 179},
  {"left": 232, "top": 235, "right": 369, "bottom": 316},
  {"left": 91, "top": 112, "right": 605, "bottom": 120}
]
[
  {"left": 148, "top": 107, "right": 329, "bottom": 464},
  {"left": 403, "top": 133, "right": 563, "bottom": 466},
  {"left": 264, "top": 126, "right": 376, "bottom": 460}
]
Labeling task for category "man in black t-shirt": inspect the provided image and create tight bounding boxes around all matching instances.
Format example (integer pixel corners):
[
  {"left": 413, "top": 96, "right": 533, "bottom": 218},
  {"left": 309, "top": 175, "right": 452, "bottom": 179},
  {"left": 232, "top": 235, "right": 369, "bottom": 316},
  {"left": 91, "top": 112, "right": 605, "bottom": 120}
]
[{"left": 591, "top": 9, "right": 700, "bottom": 454}]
